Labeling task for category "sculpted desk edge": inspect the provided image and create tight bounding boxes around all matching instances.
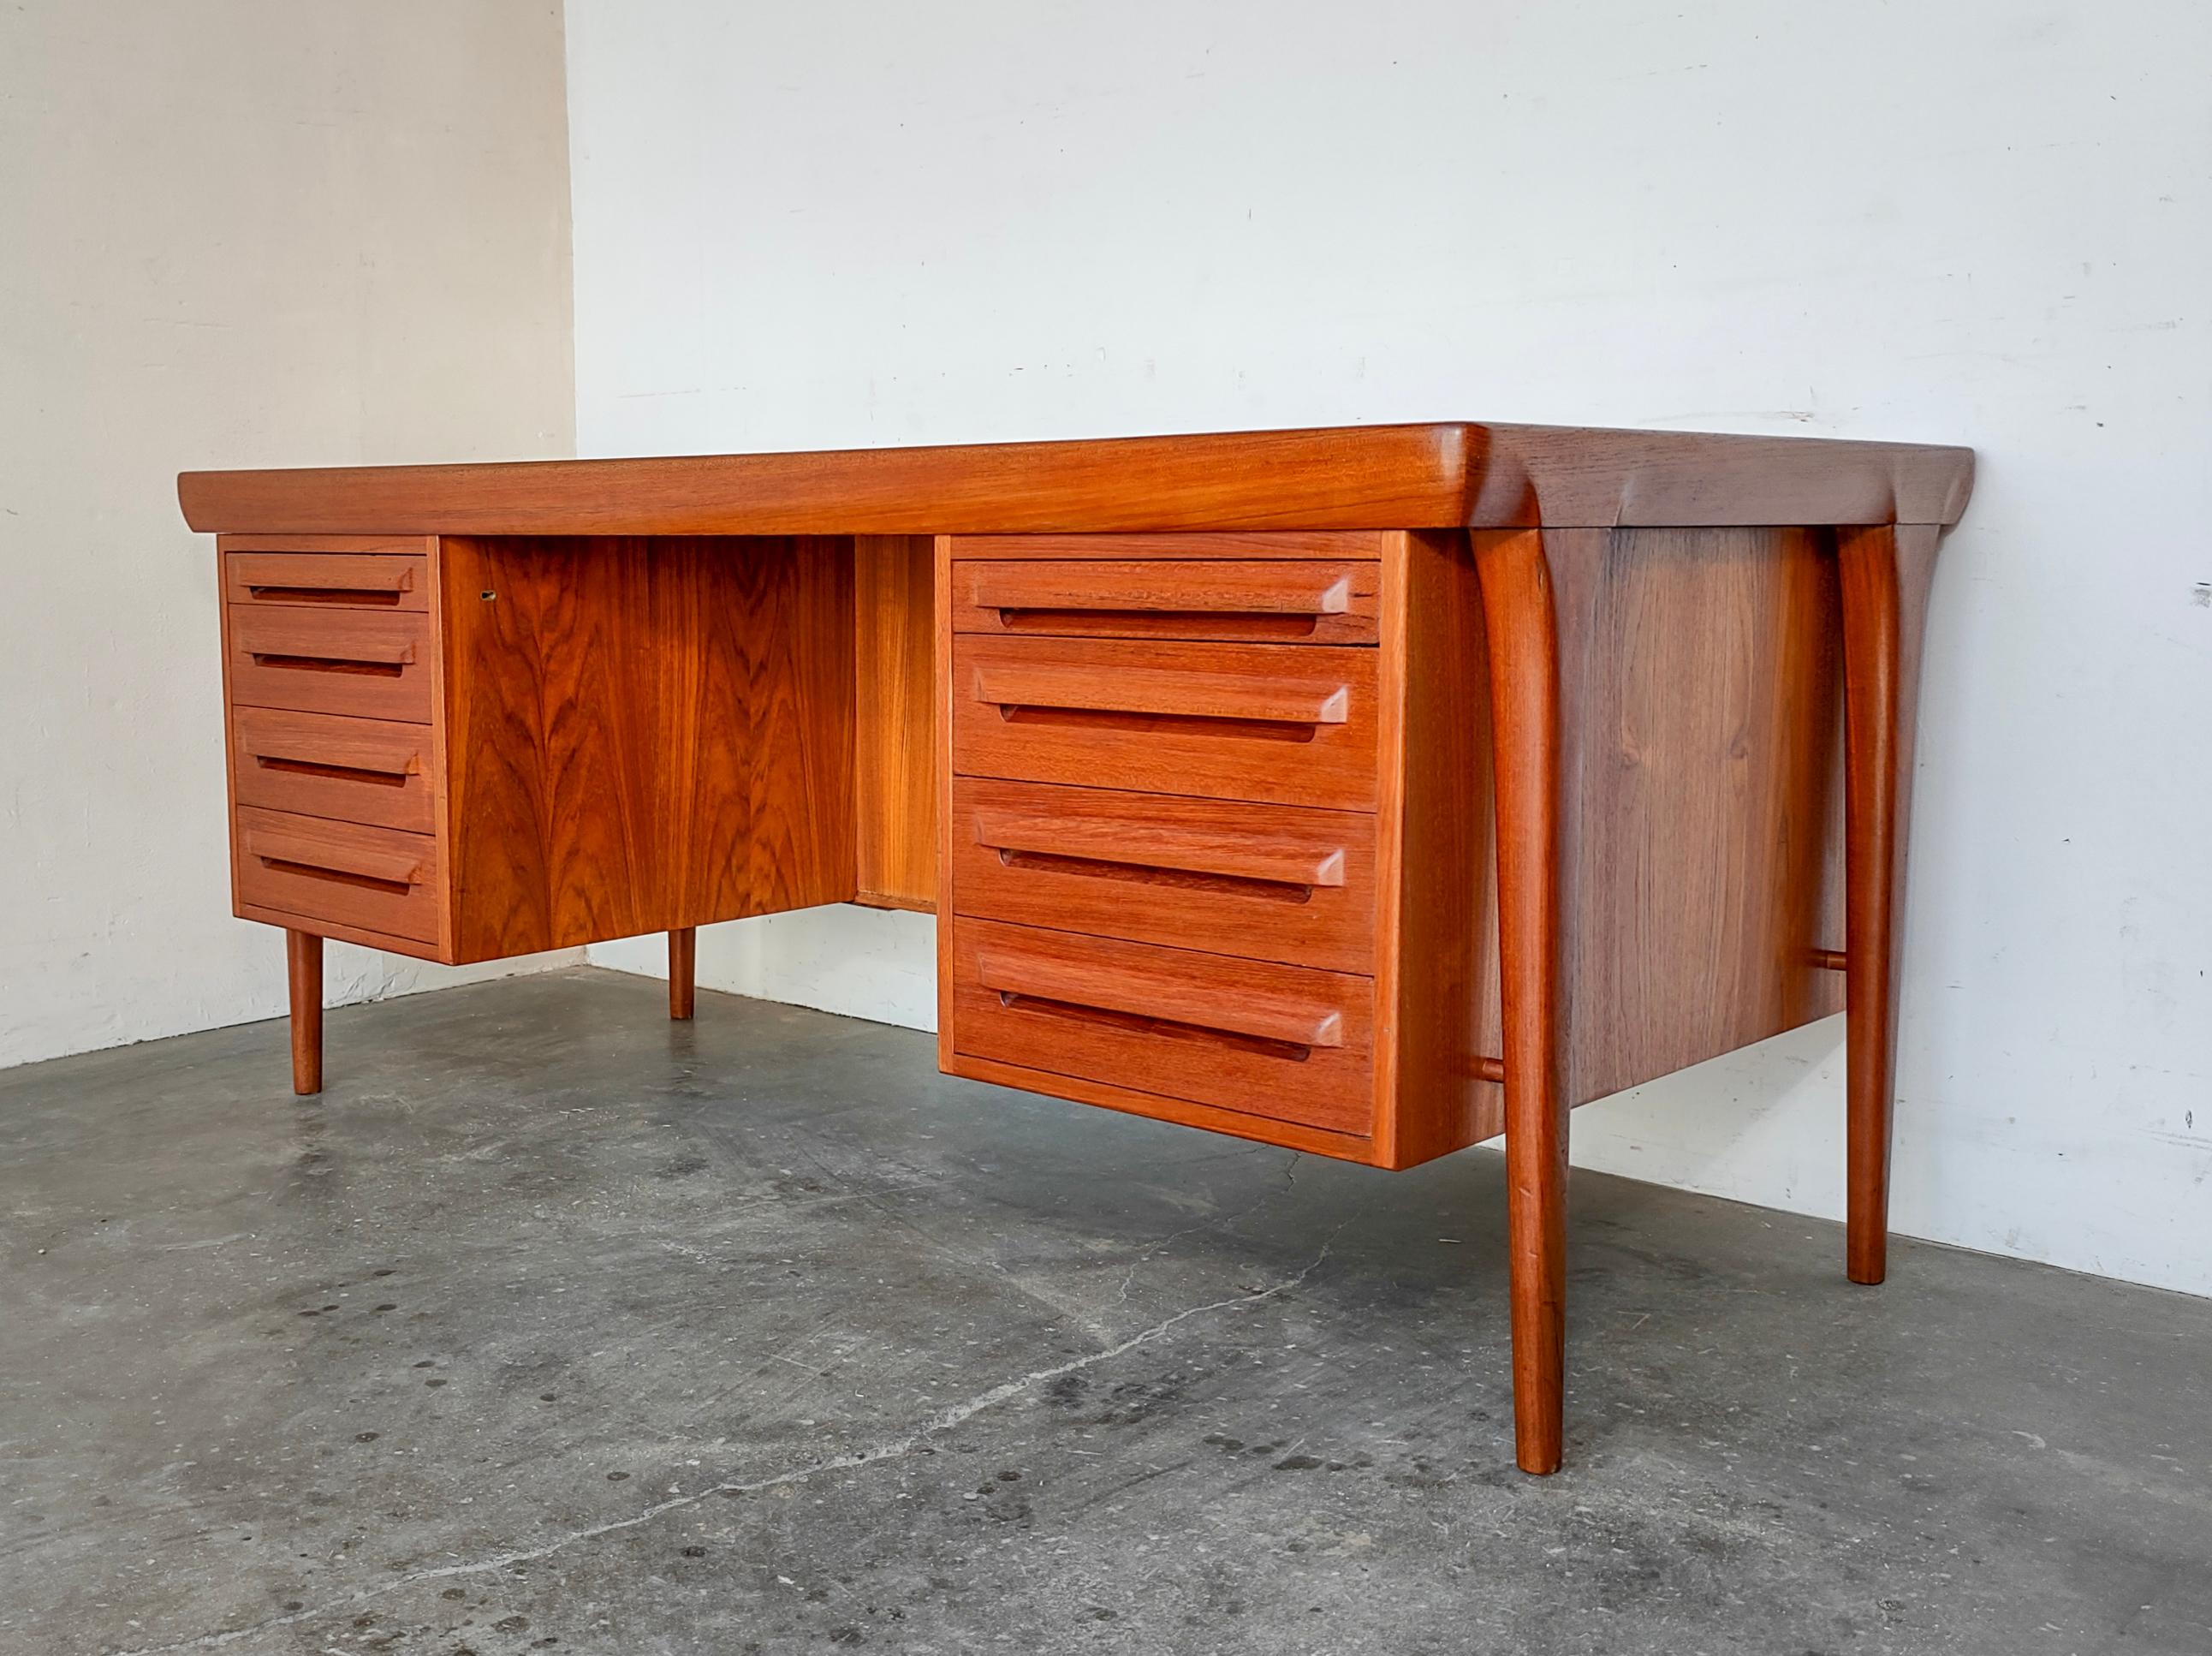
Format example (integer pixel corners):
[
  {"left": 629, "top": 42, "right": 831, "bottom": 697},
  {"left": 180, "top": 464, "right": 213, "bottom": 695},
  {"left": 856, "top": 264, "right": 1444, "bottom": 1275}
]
[
  {"left": 180, "top": 421, "right": 1972, "bottom": 536},
  {"left": 180, "top": 423, "right": 1975, "bottom": 1475}
]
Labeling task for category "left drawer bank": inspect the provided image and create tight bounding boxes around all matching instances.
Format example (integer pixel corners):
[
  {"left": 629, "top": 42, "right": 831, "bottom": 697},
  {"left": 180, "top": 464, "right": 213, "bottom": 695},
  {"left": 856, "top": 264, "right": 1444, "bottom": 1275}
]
[
  {"left": 217, "top": 534, "right": 451, "bottom": 961},
  {"left": 214, "top": 530, "right": 866, "bottom": 972}
]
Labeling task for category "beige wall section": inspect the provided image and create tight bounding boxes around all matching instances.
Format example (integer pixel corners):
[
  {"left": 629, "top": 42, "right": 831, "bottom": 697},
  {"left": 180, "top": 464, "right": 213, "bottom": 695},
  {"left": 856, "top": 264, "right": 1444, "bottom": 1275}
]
[{"left": 0, "top": 3, "right": 578, "bottom": 1068}]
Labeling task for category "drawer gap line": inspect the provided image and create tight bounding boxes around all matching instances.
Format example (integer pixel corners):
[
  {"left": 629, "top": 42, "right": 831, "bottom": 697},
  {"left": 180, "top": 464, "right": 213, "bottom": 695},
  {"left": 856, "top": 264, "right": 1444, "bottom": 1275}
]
[
  {"left": 996, "top": 608, "right": 1328, "bottom": 640},
  {"left": 997, "top": 992, "right": 1314, "bottom": 1063},
  {"left": 997, "top": 706, "right": 1320, "bottom": 744},
  {"left": 248, "top": 653, "right": 407, "bottom": 678},
  {"left": 257, "top": 857, "right": 414, "bottom": 897},
  {"left": 253, "top": 755, "right": 412, "bottom": 788},
  {"left": 996, "top": 847, "right": 1315, "bottom": 905},
  {"left": 247, "top": 586, "right": 405, "bottom": 607}
]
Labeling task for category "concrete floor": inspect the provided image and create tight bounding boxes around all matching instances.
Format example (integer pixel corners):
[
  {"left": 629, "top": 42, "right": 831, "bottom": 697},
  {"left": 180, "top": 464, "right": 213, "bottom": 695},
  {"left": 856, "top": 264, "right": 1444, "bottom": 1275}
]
[{"left": 3, "top": 968, "right": 2207, "bottom": 1656}]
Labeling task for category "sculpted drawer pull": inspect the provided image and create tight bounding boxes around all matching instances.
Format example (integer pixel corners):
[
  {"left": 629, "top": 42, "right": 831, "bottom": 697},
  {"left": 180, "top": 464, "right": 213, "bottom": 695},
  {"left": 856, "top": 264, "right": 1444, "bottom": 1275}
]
[
  {"left": 224, "top": 552, "right": 428, "bottom": 611},
  {"left": 247, "top": 825, "right": 425, "bottom": 893},
  {"left": 248, "top": 640, "right": 415, "bottom": 672},
  {"left": 972, "top": 663, "right": 1348, "bottom": 726},
  {"left": 244, "top": 571, "right": 413, "bottom": 605},
  {"left": 971, "top": 809, "right": 1346, "bottom": 893},
  {"left": 250, "top": 754, "right": 413, "bottom": 788},
  {"left": 973, "top": 944, "right": 1344, "bottom": 1052},
  {"left": 243, "top": 731, "right": 419, "bottom": 786}
]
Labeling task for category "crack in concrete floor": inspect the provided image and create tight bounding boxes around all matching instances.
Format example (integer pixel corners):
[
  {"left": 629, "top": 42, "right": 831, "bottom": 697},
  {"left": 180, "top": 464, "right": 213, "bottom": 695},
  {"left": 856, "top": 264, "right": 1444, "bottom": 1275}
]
[{"left": 102, "top": 1236, "right": 1339, "bottom": 1656}]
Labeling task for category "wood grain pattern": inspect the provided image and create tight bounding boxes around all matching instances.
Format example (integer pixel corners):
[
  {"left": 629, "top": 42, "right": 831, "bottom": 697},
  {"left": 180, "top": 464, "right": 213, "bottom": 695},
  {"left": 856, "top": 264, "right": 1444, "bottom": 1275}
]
[
  {"left": 229, "top": 707, "right": 437, "bottom": 834},
  {"left": 438, "top": 535, "right": 856, "bottom": 962},
  {"left": 1838, "top": 522, "right": 1940, "bottom": 1285},
  {"left": 853, "top": 534, "right": 939, "bottom": 910},
  {"left": 1472, "top": 528, "right": 1569, "bottom": 1477},
  {"left": 1371, "top": 530, "right": 1506, "bottom": 1168},
  {"left": 1464, "top": 426, "right": 1973, "bottom": 530},
  {"left": 287, "top": 929, "right": 322, "bottom": 1097},
  {"left": 951, "top": 635, "right": 1379, "bottom": 811},
  {"left": 950, "top": 559, "right": 1380, "bottom": 645},
  {"left": 948, "top": 919, "right": 1375, "bottom": 1136},
  {"left": 179, "top": 425, "right": 1973, "bottom": 538},
  {"left": 1550, "top": 527, "right": 1847, "bottom": 1107},
  {"left": 949, "top": 777, "right": 1377, "bottom": 974}
]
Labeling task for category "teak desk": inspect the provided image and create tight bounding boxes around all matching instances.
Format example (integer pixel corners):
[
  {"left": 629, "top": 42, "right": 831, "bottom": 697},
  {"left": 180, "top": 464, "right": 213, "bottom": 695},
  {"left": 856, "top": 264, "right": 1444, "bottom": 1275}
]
[{"left": 179, "top": 424, "right": 1974, "bottom": 1474}]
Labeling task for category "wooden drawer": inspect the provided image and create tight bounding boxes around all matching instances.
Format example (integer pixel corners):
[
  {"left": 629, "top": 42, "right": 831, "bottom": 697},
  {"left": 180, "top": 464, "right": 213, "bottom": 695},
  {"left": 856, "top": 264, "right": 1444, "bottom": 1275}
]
[
  {"left": 223, "top": 551, "right": 428, "bottom": 611},
  {"left": 950, "top": 636, "right": 1378, "bottom": 811},
  {"left": 233, "top": 807, "right": 441, "bottom": 944},
  {"left": 948, "top": 919, "right": 1373, "bottom": 1135},
  {"left": 950, "top": 778, "right": 1376, "bottom": 974},
  {"left": 230, "top": 707, "right": 436, "bottom": 834},
  {"left": 950, "top": 560, "right": 1378, "bottom": 644},
  {"left": 225, "top": 606, "right": 435, "bottom": 723}
]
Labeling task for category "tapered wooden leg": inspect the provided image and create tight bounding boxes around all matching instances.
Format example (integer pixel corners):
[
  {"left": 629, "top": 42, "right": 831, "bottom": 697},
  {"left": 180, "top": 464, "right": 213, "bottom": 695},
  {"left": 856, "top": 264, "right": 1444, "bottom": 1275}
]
[
  {"left": 1474, "top": 530, "right": 1567, "bottom": 1474},
  {"left": 1836, "top": 525, "right": 1938, "bottom": 1285},
  {"left": 286, "top": 929, "right": 323, "bottom": 1097},
  {"left": 669, "top": 927, "right": 696, "bottom": 1021}
]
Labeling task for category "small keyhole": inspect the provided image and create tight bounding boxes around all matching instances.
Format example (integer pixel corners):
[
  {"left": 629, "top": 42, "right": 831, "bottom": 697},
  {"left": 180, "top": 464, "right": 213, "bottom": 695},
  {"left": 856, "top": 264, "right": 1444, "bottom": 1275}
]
[{"left": 480, "top": 590, "right": 497, "bottom": 601}]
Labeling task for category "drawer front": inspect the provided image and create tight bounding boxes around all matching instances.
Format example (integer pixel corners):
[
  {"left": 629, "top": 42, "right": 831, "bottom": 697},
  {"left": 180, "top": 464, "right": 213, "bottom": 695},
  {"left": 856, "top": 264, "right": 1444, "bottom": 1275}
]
[
  {"left": 950, "top": 560, "right": 1378, "bottom": 645},
  {"left": 950, "top": 636, "right": 1377, "bottom": 811},
  {"left": 948, "top": 919, "right": 1374, "bottom": 1135},
  {"left": 223, "top": 551, "right": 429, "bottom": 611},
  {"left": 950, "top": 778, "right": 1376, "bottom": 974},
  {"left": 233, "top": 806, "right": 441, "bottom": 944},
  {"left": 230, "top": 707, "right": 436, "bottom": 834},
  {"left": 226, "top": 606, "right": 435, "bottom": 722}
]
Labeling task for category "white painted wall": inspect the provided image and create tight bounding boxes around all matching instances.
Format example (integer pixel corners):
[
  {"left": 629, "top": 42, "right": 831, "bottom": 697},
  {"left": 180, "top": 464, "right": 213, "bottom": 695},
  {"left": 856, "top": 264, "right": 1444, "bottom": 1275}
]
[
  {"left": 0, "top": 2, "right": 580, "bottom": 1069},
  {"left": 566, "top": 0, "right": 2212, "bottom": 1297}
]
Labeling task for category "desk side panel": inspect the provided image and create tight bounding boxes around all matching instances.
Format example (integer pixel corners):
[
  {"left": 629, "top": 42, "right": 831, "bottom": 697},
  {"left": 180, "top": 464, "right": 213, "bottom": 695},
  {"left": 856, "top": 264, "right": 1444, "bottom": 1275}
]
[
  {"left": 853, "top": 534, "right": 939, "bottom": 911},
  {"left": 1374, "top": 530, "right": 1507, "bottom": 1166},
  {"left": 1549, "top": 525, "right": 1848, "bottom": 1105},
  {"left": 439, "top": 535, "right": 857, "bottom": 962}
]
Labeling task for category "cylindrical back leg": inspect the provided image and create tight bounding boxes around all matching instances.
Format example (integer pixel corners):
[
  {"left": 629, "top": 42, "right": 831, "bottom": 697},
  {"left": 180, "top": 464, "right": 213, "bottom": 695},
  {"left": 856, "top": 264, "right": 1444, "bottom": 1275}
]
[
  {"left": 286, "top": 930, "right": 324, "bottom": 1096},
  {"left": 669, "top": 927, "right": 697, "bottom": 1021}
]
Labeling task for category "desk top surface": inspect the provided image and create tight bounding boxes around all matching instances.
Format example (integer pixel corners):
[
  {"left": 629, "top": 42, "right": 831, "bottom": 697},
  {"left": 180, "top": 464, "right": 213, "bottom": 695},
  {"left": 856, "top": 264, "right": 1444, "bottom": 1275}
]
[{"left": 180, "top": 422, "right": 1973, "bottom": 539}]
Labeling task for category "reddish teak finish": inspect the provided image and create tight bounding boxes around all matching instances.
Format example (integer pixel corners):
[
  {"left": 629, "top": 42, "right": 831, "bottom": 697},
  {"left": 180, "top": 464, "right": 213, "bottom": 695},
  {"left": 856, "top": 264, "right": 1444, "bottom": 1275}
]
[
  {"left": 1838, "top": 523, "right": 1940, "bottom": 1285},
  {"left": 1472, "top": 530, "right": 1568, "bottom": 1473},
  {"left": 182, "top": 423, "right": 1971, "bottom": 1477},
  {"left": 286, "top": 929, "right": 322, "bottom": 1097},
  {"left": 669, "top": 927, "right": 696, "bottom": 1022}
]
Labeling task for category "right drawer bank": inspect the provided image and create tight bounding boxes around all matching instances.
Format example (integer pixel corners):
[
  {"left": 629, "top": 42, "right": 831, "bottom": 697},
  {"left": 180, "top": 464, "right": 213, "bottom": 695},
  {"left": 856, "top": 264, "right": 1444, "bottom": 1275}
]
[{"left": 937, "top": 530, "right": 1504, "bottom": 1170}]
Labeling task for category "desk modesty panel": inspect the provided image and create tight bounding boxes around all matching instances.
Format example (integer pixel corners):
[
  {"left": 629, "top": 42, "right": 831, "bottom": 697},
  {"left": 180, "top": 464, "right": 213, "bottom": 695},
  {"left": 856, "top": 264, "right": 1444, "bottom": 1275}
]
[{"left": 181, "top": 423, "right": 1974, "bottom": 1474}]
